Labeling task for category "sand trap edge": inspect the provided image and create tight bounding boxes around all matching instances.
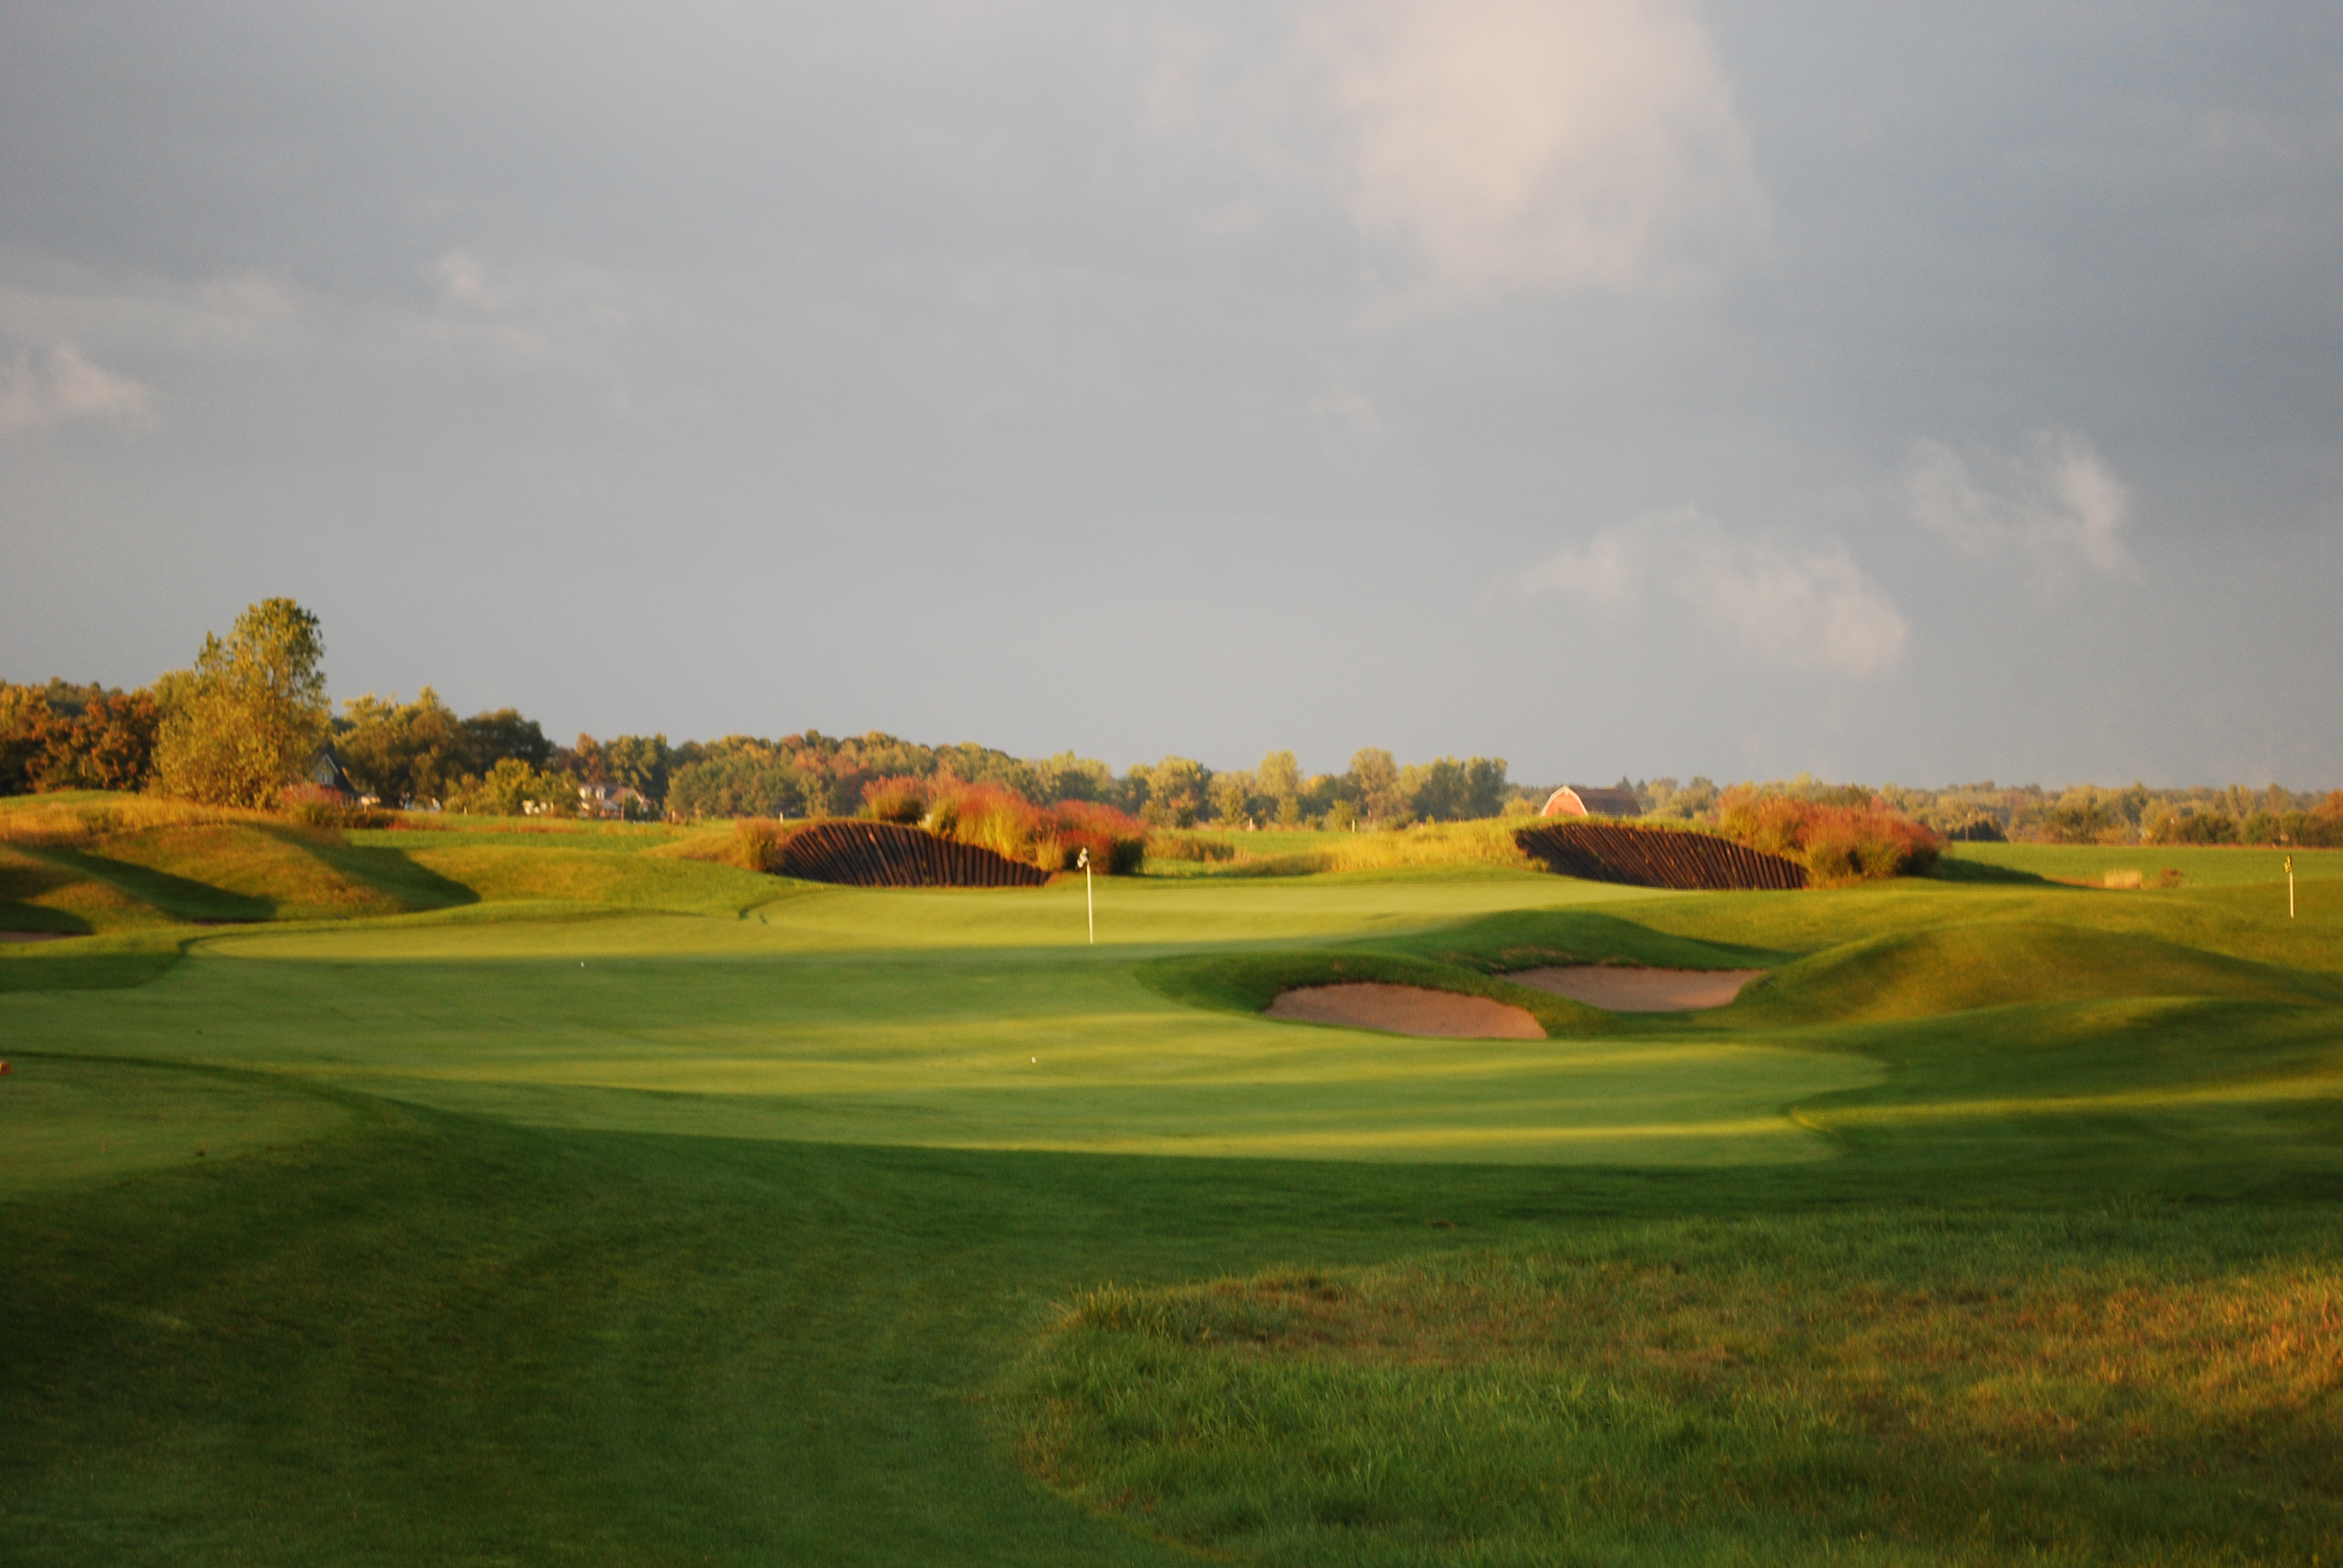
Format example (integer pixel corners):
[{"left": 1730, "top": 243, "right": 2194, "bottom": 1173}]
[
  {"left": 1507, "top": 966, "right": 1765, "bottom": 1013},
  {"left": 1265, "top": 982, "right": 1545, "bottom": 1040}
]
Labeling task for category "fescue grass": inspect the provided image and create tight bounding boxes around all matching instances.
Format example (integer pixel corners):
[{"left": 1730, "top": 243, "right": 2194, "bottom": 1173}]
[
  {"left": 5, "top": 797, "right": 2343, "bottom": 1564},
  {"left": 1021, "top": 1207, "right": 2343, "bottom": 1566},
  {"left": 1149, "top": 819, "right": 1542, "bottom": 878}
]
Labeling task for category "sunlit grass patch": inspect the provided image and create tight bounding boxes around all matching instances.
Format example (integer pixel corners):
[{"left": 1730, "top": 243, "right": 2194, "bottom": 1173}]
[
  {"left": 1145, "top": 820, "right": 1544, "bottom": 879},
  {"left": 0, "top": 1055, "right": 353, "bottom": 1195},
  {"left": 1017, "top": 1207, "right": 2343, "bottom": 1566},
  {"left": 1949, "top": 842, "right": 2343, "bottom": 889},
  {"left": 399, "top": 842, "right": 791, "bottom": 916}
]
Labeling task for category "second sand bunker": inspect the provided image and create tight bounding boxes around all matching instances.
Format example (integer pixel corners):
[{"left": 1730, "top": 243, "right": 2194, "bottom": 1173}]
[
  {"left": 1265, "top": 983, "right": 1545, "bottom": 1039},
  {"left": 1509, "top": 967, "right": 1763, "bottom": 1012}
]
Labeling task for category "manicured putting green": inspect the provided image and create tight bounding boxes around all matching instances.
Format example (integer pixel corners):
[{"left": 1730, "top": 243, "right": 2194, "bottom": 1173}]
[{"left": 4, "top": 876, "right": 1871, "bottom": 1165}]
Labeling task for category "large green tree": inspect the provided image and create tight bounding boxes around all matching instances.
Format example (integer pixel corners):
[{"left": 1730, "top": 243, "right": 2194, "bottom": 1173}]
[
  {"left": 337, "top": 688, "right": 470, "bottom": 806},
  {"left": 0, "top": 684, "right": 53, "bottom": 795},
  {"left": 151, "top": 599, "right": 331, "bottom": 807},
  {"left": 1348, "top": 747, "right": 1403, "bottom": 825},
  {"left": 1256, "top": 750, "right": 1302, "bottom": 808}
]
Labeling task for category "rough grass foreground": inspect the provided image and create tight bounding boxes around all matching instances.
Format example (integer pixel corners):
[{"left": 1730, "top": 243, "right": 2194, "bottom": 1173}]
[{"left": 1017, "top": 1206, "right": 2343, "bottom": 1567}]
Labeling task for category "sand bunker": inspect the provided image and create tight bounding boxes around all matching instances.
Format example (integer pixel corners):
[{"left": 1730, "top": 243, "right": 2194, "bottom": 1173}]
[
  {"left": 0, "top": 931, "right": 70, "bottom": 944},
  {"left": 1509, "top": 967, "right": 1763, "bottom": 1012},
  {"left": 1266, "top": 983, "right": 1544, "bottom": 1040}
]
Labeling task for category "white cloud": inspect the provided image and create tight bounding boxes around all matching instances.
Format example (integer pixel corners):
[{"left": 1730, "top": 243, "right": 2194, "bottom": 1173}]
[
  {"left": 1518, "top": 507, "right": 1909, "bottom": 676},
  {"left": 0, "top": 344, "right": 152, "bottom": 436},
  {"left": 414, "top": 250, "right": 632, "bottom": 383},
  {"left": 1909, "top": 430, "right": 2132, "bottom": 590},
  {"left": 432, "top": 250, "right": 503, "bottom": 312},
  {"left": 1303, "top": 0, "right": 1766, "bottom": 293}
]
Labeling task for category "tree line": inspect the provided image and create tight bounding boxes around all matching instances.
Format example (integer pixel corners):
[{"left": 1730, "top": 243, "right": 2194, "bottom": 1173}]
[
  {"left": 0, "top": 599, "right": 1527, "bottom": 827},
  {"left": 10, "top": 598, "right": 2336, "bottom": 844},
  {"left": 1631, "top": 774, "right": 2343, "bottom": 849}
]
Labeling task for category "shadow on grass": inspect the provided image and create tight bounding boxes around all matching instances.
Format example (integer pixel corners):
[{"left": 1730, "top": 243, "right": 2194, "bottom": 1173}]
[
  {"left": 286, "top": 832, "right": 480, "bottom": 913},
  {"left": 0, "top": 854, "right": 99, "bottom": 935},
  {"left": 33, "top": 846, "right": 273, "bottom": 921},
  {"left": 1928, "top": 856, "right": 2054, "bottom": 886},
  {"left": 1377, "top": 907, "right": 1797, "bottom": 970},
  {"left": 0, "top": 930, "right": 187, "bottom": 991}
]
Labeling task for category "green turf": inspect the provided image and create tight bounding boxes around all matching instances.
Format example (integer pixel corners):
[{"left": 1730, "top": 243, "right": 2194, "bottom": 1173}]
[
  {"left": 5, "top": 811, "right": 2342, "bottom": 1565},
  {"left": 0, "top": 1056, "right": 354, "bottom": 1195},
  {"left": 1944, "top": 840, "right": 2343, "bottom": 887}
]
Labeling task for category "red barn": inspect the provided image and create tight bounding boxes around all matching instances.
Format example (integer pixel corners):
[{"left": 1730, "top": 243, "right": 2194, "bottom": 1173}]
[{"left": 1541, "top": 785, "right": 1642, "bottom": 819}]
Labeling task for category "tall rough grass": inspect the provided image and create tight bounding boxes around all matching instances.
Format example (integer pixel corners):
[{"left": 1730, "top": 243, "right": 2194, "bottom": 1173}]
[
  {"left": 0, "top": 795, "right": 280, "bottom": 848},
  {"left": 1019, "top": 1207, "right": 2343, "bottom": 1565},
  {"left": 926, "top": 782, "right": 1145, "bottom": 875},
  {"left": 696, "top": 782, "right": 1149, "bottom": 877},
  {"left": 1149, "top": 819, "right": 1540, "bottom": 877}
]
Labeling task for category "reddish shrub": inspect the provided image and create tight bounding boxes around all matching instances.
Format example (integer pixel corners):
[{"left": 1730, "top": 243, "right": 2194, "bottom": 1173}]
[
  {"left": 1047, "top": 799, "right": 1148, "bottom": 875},
  {"left": 916, "top": 780, "right": 1147, "bottom": 874},
  {"left": 1715, "top": 786, "right": 1938, "bottom": 882},
  {"left": 925, "top": 780, "right": 1045, "bottom": 862}
]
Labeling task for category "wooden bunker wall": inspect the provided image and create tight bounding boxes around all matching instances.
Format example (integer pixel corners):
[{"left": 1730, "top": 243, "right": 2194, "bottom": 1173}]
[
  {"left": 777, "top": 820, "right": 1052, "bottom": 889},
  {"left": 1515, "top": 822, "right": 1807, "bottom": 892}
]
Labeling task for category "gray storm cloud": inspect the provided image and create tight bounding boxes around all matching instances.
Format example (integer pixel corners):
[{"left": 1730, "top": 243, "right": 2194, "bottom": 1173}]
[{"left": 0, "top": 1, "right": 2338, "bottom": 785}]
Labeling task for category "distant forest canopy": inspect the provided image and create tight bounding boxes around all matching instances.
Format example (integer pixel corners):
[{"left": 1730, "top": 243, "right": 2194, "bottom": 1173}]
[
  {"left": 0, "top": 675, "right": 1520, "bottom": 829},
  {"left": 11, "top": 673, "right": 2341, "bottom": 844},
  {"left": 1636, "top": 775, "right": 2343, "bottom": 850},
  {"left": 4, "top": 598, "right": 2339, "bottom": 841}
]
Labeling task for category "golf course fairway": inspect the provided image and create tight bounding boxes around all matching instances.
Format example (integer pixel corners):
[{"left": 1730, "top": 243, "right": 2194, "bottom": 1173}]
[{"left": 6, "top": 820, "right": 2342, "bottom": 1566}]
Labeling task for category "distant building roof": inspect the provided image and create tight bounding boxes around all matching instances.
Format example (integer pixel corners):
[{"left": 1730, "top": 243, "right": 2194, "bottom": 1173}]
[
  {"left": 1540, "top": 785, "right": 1642, "bottom": 819},
  {"left": 311, "top": 746, "right": 356, "bottom": 796}
]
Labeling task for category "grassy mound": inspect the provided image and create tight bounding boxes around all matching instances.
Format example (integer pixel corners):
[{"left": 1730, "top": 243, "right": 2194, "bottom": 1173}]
[
  {"left": 1742, "top": 919, "right": 2341, "bottom": 1025},
  {"left": 0, "top": 794, "right": 795, "bottom": 934}
]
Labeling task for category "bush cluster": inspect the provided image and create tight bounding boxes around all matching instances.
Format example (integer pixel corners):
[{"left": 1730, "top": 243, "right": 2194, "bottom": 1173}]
[
  {"left": 1715, "top": 787, "right": 1939, "bottom": 883},
  {"left": 853, "top": 776, "right": 1145, "bottom": 875}
]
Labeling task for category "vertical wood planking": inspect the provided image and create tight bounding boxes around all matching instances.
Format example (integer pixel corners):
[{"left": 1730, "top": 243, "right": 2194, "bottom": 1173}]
[
  {"left": 775, "top": 820, "right": 1052, "bottom": 888},
  {"left": 1513, "top": 823, "right": 1807, "bottom": 890}
]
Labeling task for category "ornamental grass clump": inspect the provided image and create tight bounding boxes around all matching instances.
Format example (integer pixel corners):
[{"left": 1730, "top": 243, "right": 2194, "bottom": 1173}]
[
  {"left": 923, "top": 782, "right": 1040, "bottom": 863},
  {"left": 1047, "top": 800, "right": 1147, "bottom": 875},
  {"left": 1715, "top": 786, "right": 1938, "bottom": 883},
  {"left": 724, "top": 779, "right": 1145, "bottom": 877},
  {"left": 921, "top": 780, "right": 1145, "bottom": 874},
  {"left": 859, "top": 776, "right": 930, "bottom": 825},
  {"left": 918, "top": 778, "right": 1148, "bottom": 867}
]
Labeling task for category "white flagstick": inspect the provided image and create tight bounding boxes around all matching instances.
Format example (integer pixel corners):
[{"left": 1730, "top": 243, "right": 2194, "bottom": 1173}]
[
  {"left": 1079, "top": 847, "right": 1094, "bottom": 944},
  {"left": 2288, "top": 854, "right": 2295, "bottom": 920}
]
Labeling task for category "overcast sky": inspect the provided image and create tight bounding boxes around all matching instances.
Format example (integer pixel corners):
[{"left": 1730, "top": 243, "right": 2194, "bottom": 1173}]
[{"left": 4, "top": 0, "right": 2338, "bottom": 788}]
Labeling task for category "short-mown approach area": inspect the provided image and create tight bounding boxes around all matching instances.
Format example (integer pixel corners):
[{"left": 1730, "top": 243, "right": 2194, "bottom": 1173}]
[{"left": 5, "top": 788, "right": 2341, "bottom": 1567}]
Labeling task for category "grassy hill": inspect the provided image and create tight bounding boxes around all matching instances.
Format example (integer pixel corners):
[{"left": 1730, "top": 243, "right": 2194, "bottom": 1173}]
[{"left": 5, "top": 797, "right": 2342, "bottom": 1565}]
